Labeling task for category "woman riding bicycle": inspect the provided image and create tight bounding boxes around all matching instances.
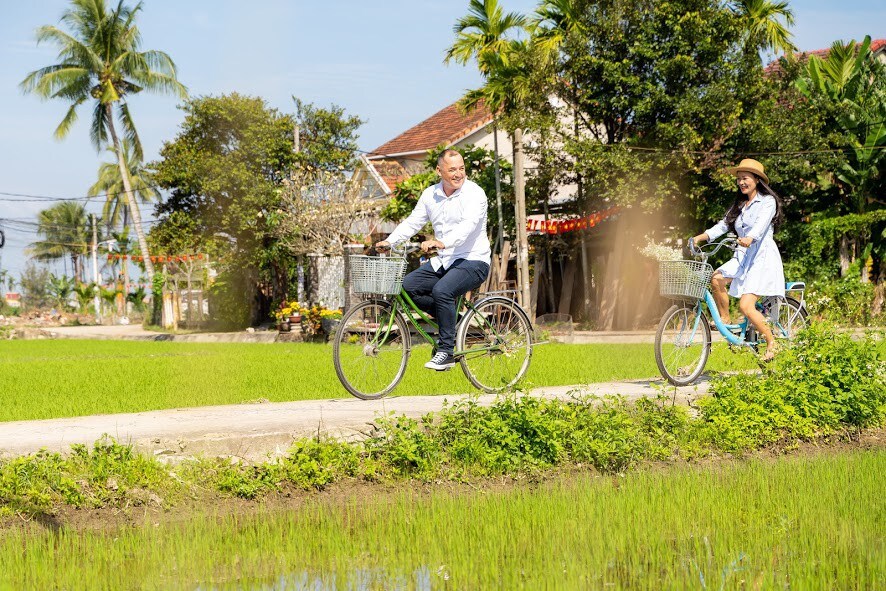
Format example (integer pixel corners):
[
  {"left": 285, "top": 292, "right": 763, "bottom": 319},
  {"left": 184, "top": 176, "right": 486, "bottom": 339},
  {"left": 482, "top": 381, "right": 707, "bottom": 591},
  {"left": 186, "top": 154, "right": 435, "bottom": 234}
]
[{"left": 691, "top": 158, "right": 785, "bottom": 362}]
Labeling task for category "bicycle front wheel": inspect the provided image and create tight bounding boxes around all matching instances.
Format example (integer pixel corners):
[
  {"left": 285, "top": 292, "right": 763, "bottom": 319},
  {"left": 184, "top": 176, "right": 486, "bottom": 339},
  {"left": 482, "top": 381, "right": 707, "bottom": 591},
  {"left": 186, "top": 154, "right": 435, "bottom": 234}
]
[
  {"left": 333, "top": 300, "right": 410, "bottom": 400},
  {"left": 456, "top": 297, "right": 533, "bottom": 393},
  {"left": 654, "top": 303, "right": 711, "bottom": 386}
]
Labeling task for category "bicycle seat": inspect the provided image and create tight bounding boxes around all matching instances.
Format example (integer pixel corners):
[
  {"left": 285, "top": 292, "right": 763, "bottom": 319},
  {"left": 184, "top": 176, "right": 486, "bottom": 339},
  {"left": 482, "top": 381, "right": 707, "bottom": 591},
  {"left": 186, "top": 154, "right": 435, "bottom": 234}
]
[{"left": 785, "top": 282, "right": 805, "bottom": 291}]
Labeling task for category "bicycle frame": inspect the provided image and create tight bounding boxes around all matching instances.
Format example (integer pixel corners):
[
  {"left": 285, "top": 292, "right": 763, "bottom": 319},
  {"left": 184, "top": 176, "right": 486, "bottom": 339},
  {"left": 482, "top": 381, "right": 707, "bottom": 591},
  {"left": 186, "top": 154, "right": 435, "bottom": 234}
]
[
  {"left": 681, "top": 237, "right": 807, "bottom": 347},
  {"left": 703, "top": 291, "right": 750, "bottom": 347},
  {"left": 361, "top": 289, "right": 507, "bottom": 358}
]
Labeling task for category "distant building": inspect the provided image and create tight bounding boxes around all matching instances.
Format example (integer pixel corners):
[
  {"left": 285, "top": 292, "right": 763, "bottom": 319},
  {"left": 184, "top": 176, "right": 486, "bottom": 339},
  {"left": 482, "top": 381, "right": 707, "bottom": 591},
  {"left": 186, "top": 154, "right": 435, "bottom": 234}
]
[{"left": 3, "top": 293, "right": 21, "bottom": 308}]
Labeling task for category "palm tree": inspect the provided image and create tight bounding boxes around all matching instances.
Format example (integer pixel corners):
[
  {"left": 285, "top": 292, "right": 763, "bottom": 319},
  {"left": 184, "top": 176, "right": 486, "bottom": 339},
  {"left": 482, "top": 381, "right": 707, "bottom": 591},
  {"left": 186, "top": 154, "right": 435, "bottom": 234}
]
[
  {"left": 730, "top": 0, "right": 797, "bottom": 57},
  {"left": 88, "top": 139, "right": 159, "bottom": 230},
  {"left": 530, "top": 0, "right": 585, "bottom": 62},
  {"left": 445, "top": 0, "right": 527, "bottom": 74},
  {"left": 20, "top": 0, "right": 187, "bottom": 281},
  {"left": 446, "top": 0, "right": 530, "bottom": 252},
  {"left": 29, "top": 202, "right": 90, "bottom": 281},
  {"left": 446, "top": 1, "right": 534, "bottom": 306}
]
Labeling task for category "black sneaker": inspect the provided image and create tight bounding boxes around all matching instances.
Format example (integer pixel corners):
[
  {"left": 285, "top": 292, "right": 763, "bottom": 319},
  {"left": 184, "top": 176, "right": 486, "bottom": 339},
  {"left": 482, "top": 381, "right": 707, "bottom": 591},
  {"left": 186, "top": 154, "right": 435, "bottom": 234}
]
[{"left": 424, "top": 351, "right": 456, "bottom": 371}]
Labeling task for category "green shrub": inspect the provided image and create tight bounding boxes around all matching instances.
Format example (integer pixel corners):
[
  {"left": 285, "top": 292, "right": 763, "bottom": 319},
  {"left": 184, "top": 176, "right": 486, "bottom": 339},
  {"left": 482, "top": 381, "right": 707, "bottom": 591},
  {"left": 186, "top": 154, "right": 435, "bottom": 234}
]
[
  {"left": 806, "top": 278, "right": 880, "bottom": 325},
  {"left": 365, "top": 414, "right": 442, "bottom": 478},
  {"left": 212, "top": 462, "right": 281, "bottom": 499},
  {"left": 0, "top": 436, "right": 177, "bottom": 515},
  {"left": 699, "top": 324, "right": 886, "bottom": 451},
  {"left": 280, "top": 439, "right": 359, "bottom": 490}
]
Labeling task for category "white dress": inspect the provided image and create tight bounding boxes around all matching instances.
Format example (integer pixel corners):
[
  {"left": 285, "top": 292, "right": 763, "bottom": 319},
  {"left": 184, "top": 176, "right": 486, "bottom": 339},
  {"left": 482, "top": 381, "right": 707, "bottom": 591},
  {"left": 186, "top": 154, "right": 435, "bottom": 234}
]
[{"left": 705, "top": 194, "right": 785, "bottom": 298}]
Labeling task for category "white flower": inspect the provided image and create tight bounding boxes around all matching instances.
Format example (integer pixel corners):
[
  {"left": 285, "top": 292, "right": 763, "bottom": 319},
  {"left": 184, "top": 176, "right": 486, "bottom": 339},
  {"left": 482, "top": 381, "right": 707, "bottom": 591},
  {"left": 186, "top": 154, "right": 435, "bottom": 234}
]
[{"left": 639, "top": 239, "right": 682, "bottom": 262}]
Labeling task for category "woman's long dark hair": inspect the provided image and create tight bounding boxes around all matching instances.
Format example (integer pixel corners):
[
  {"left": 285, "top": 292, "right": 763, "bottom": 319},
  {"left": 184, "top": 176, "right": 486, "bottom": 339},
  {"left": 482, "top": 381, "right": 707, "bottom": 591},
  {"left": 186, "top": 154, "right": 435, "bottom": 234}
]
[{"left": 724, "top": 175, "right": 784, "bottom": 234}]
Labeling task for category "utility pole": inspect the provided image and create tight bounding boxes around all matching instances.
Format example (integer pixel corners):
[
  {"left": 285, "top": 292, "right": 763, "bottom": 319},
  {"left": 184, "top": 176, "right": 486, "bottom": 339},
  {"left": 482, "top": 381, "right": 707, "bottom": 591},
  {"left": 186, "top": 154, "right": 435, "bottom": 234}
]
[
  {"left": 513, "top": 128, "right": 531, "bottom": 314},
  {"left": 91, "top": 214, "right": 101, "bottom": 324}
]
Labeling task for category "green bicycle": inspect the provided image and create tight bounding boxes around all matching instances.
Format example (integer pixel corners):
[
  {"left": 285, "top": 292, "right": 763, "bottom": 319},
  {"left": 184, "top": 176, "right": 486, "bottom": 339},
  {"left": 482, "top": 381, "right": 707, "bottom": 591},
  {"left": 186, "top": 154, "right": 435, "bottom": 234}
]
[{"left": 332, "top": 245, "right": 534, "bottom": 400}]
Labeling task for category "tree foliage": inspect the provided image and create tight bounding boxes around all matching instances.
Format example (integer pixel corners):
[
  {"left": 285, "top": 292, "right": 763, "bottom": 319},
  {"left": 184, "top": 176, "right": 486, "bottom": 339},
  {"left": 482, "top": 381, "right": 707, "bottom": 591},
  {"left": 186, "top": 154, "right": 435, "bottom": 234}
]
[
  {"left": 150, "top": 93, "right": 364, "bottom": 326},
  {"left": 19, "top": 263, "right": 52, "bottom": 310},
  {"left": 28, "top": 202, "right": 90, "bottom": 280},
  {"left": 293, "top": 97, "right": 364, "bottom": 174},
  {"left": 88, "top": 140, "right": 159, "bottom": 231}
]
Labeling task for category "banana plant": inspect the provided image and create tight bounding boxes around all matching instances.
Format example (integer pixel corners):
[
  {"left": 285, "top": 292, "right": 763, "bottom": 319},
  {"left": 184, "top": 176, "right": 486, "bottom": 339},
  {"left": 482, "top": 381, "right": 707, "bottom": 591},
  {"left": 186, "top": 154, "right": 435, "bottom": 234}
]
[
  {"left": 73, "top": 282, "right": 96, "bottom": 314},
  {"left": 796, "top": 36, "right": 886, "bottom": 214},
  {"left": 47, "top": 274, "right": 75, "bottom": 311}
]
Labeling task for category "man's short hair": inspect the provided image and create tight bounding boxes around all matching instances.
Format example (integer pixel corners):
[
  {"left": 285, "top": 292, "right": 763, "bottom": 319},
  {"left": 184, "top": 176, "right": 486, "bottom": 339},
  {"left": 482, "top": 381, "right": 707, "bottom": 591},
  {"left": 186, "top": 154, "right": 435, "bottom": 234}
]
[{"left": 436, "top": 149, "right": 462, "bottom": 167}]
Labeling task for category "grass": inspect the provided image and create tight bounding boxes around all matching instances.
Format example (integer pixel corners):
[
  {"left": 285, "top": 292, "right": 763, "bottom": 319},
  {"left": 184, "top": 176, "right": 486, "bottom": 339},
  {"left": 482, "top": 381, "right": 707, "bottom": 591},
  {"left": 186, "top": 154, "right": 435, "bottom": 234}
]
[
  {"left": 1, "top": 449, "right": 881, "bottom": 590},
  {"left": 0, "top": 340, "right": 757, "bottom": 421}
]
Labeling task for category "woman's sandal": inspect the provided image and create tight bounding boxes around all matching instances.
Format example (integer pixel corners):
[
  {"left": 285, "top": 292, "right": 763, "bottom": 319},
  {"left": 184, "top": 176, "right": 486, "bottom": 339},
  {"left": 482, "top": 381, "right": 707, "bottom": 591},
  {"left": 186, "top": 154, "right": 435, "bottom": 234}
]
[{"left": 761, "top": 343, "right": 780, "bottom": 363}]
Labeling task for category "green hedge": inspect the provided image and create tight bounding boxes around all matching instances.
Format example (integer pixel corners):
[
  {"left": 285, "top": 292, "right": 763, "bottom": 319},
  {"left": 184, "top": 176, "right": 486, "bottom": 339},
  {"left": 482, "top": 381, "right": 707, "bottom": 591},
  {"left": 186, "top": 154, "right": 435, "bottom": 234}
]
[{"left": 2, "top": 325, "right": 883, "bottom": 515}]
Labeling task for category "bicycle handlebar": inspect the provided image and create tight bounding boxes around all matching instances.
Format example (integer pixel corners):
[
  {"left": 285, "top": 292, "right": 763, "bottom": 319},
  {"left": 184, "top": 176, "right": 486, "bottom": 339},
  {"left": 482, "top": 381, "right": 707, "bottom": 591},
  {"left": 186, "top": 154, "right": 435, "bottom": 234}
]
[
  {"left": 688, "top": 234, "right": 738, "bottom": 261},
  {"left": 375, "top": 242, "right": 434, "bottom": 256},
  {"left": 375, "top": 242, "right": 437, "bottom": 256}
]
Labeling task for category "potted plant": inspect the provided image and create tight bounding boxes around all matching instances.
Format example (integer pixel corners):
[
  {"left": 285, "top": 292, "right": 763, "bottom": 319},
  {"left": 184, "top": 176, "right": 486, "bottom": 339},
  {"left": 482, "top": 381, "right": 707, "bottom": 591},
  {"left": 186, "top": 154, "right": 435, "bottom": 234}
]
[
  {"left": 320, "top": 307, "right": 342, "bottom": 335},
  {"left": 299, "top": 303, "right": 342, "bottom": 340},
  {"left": 274, "top": 301, "right": 302, "bottom": 332}
]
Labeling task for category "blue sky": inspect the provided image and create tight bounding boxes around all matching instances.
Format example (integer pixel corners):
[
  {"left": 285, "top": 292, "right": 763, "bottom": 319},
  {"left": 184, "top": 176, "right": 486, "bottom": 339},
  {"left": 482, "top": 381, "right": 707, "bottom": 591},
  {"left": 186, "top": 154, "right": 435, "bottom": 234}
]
[{"left": 0, "top": 0, "right": 883, "bottom": 281}]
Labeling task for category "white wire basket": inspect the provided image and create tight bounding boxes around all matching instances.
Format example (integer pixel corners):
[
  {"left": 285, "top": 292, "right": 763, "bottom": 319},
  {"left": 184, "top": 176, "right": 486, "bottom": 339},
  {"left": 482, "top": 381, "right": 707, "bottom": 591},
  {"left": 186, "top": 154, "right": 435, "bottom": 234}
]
[
  {"left": 658, "top": 260, "right": 713, "bottom": 301},
  {"left": 349, "top": 255, "right": 407, "bottom": 295}
]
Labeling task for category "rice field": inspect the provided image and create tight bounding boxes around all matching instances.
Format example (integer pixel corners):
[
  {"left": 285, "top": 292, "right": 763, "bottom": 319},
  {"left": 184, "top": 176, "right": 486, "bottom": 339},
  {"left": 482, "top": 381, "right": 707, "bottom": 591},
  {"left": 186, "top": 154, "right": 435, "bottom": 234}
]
[
  {"left": 0, "top": 340, "right": 756, "bottom": 421},
  {"left": 1, "top": 449, "right": 881, "bottom": 590}
]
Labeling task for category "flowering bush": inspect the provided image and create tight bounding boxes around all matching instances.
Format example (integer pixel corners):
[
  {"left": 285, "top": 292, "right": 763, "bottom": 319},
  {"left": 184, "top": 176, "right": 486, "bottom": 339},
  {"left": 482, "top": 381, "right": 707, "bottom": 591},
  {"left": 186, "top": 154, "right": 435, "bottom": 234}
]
[
  {"left": 301, "top": 304, "right": 342, "bottom": 336},
  {"left": 274, "top": 300, "right": 305, "bottom": 322}
]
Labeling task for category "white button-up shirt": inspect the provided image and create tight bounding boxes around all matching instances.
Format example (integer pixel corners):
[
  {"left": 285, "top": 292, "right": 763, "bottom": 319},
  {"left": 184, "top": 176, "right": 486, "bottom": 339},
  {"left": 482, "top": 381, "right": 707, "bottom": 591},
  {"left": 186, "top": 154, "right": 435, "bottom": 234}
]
[
  {"left": 706, "top": 193, "right": 785, "bottom": 297},
  {"left": 386, "top": 178, "right": 491, "bottom": 270}
]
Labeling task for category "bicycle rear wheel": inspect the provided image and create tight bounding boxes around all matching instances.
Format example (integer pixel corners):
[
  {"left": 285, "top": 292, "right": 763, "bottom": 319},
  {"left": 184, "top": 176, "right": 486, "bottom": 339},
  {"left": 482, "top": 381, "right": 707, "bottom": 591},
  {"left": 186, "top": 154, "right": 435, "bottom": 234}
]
[
  {"left": 654, "top": 303, "right": 711, "bottom": 386},
  {"left": 456, "top": 297, "right": 533, "bottom": 392},
  {"left": 768, "top": 296, "right": 809, "bottom": 340},
  {"left": 333, "top": 300, "right": 410, "bottom": 400}
]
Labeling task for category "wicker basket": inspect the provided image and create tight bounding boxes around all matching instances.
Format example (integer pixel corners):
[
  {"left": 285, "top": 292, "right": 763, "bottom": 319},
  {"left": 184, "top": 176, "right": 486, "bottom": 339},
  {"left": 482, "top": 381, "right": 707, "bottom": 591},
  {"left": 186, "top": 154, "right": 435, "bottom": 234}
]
[
  {"left": 658, "top": 260, "right": 713, "bottom": 301},
  {"left": 349, "top": 255, "right": 407, "bottom": 295}
]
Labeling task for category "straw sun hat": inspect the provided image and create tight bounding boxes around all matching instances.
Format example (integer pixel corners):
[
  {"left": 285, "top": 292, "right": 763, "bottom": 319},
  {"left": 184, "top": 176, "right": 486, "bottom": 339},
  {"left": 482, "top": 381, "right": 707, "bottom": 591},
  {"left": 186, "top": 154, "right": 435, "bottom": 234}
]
[{"left": 725, "top": 158, "right": 769, "bottom": 184}]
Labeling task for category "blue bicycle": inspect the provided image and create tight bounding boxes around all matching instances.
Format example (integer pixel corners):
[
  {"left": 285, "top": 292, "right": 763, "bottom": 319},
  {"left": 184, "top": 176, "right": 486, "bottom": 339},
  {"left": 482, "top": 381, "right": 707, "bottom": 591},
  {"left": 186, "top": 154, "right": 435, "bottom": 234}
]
[{"left": 654, "top": 236, "right": 809, "bottom": 386}]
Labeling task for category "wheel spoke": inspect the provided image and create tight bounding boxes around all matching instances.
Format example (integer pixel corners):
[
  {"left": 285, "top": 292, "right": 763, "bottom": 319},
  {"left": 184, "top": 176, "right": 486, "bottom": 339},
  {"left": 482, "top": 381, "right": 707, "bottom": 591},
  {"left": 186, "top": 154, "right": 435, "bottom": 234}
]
[
  {"left": 655, "top": 305, "right": 710, "bottom": 386},
  {"left": 333, "top": 302, "right": 409, "bottom": 399},
  {"left": 458, "top": 299, "right": 532, "bottom": 392}
]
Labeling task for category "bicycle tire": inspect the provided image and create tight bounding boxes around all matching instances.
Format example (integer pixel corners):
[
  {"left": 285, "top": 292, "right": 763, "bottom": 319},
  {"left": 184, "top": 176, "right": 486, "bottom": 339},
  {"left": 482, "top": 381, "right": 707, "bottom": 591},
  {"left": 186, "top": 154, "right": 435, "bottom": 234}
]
[
  {"left": 769, "top": 296, "right": 809, "bottom": 341},
  {"left": 456, "top": 296, "right": 533, "bottom": 392},
  {"left": 654, "top": 303, "right": 711, "bottom": 386},
  {"left": 333, "top": 299, "right": 410, "bottom": 400}
]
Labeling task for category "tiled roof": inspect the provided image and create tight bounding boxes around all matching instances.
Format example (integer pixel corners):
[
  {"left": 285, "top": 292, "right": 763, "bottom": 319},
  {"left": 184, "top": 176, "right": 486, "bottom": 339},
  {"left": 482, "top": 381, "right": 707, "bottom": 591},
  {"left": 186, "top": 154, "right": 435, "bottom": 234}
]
[
  {"left": 369, "top": 99, "right": 494, "bottom": 158},
  {"left": 765, "top": 38, "right": 886, "bottom": 75},
  {"left": 370, "top": 159, "right": 409, "bottom": 192}
]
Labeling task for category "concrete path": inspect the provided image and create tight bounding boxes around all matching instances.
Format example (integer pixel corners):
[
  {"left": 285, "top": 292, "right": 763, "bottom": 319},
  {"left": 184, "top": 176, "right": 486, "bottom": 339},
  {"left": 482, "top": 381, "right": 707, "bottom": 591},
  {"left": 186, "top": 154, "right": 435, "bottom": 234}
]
[
  {"left": 41, "top": 323, "right": 709, "bottom": 344},
  {"left": 45, "top": 324, "right": 282, "bottom": 343},
  {"left": 0, "top": 378, "right": 711, "bottom": 462}
]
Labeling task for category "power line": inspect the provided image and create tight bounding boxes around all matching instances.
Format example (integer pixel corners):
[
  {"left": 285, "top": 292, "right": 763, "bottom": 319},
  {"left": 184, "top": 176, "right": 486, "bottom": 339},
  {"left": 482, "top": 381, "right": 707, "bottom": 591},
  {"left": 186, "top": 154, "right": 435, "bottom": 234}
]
[{"left": 1, "top": 133, "right": 883, "bottom": 204}]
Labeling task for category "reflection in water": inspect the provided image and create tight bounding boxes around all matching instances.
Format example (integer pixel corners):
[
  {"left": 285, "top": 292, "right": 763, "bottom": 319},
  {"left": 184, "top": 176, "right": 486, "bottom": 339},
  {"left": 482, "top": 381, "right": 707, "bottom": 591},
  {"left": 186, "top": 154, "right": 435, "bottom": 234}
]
[{"left": 196, "top": 566, "right": 433, "bottom": 590}]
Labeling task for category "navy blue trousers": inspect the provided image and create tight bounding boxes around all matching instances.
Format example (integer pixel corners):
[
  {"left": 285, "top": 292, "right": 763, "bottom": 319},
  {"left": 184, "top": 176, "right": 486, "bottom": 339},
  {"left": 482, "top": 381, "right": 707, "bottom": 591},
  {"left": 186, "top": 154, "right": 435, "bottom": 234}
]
[{"left": 401, "top": 259, "right": 490, "bottom": 354}]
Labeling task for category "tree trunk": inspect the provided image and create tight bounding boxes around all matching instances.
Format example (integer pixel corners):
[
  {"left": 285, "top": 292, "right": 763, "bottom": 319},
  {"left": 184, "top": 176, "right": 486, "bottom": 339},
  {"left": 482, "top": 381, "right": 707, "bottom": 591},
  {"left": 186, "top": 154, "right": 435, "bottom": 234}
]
[
  {"left": 597, "top": 218, "right": 629, "bottom": 330},
  {"left": 106, "top": 104, "right": 155, "bottom": 281},
  {"left": 513, "top": 129, "right": 531, "bottom": 316},
  {"left": 492, "top": 120, "right": 505, "bottom": 253},
  {"left": 839, "top": 235, "right": 853, "bottom": 277}
]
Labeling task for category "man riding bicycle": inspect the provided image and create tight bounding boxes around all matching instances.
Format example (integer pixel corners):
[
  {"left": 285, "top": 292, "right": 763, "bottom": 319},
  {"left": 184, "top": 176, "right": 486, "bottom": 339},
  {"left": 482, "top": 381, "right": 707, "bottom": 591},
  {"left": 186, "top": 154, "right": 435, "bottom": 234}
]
[{"left": 375, "top": 149, "right": 491, "bottom": 370}]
